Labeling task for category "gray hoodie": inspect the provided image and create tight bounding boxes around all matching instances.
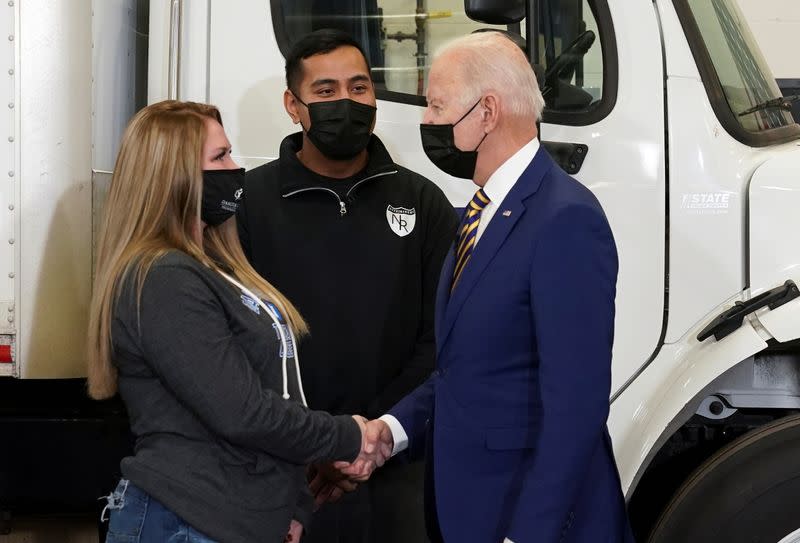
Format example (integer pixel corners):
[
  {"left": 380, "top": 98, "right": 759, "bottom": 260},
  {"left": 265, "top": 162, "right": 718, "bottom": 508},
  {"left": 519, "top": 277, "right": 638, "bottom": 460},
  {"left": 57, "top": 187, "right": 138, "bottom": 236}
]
[{"left": 111, "top": 251, "right": 361, "bottom": 542}]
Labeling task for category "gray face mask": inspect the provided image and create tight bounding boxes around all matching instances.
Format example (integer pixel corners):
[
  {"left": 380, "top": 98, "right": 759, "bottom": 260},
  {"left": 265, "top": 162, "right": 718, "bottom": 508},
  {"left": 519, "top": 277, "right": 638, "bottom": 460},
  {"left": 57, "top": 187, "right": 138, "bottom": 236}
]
[
  {"left": 419, "top": 98, "right": 487, "bottom": 179},
  {"left": 295, "top": 96, "right": 377, "bottom": 160}
]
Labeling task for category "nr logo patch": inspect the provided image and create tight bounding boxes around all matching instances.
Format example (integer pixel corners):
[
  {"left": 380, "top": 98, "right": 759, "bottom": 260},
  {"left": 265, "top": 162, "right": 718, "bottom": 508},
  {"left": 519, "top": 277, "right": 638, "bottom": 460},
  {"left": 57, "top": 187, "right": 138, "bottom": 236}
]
[{"left": 386, "top": 205, "right": 416, "bottom": 237}]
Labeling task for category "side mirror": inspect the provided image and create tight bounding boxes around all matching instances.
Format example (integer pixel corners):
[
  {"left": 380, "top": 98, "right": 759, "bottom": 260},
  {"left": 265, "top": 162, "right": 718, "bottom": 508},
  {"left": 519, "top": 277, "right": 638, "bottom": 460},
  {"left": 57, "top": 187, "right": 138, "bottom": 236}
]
[{"left": 464, "top": 0, "right": 525, "bottom": 24}]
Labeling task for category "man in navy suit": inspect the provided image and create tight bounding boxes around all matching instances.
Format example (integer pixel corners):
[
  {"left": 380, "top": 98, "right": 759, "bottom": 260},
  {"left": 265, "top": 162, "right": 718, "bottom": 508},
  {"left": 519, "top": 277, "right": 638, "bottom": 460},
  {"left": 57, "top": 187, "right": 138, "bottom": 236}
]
[{"left": 340, "top": 31, "right": 634, "bottom": 543}]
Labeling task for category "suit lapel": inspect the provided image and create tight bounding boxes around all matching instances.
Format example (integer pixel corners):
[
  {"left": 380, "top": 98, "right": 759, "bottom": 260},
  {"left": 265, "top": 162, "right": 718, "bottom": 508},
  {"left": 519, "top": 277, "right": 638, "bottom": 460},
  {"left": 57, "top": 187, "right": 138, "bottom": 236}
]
[
  {"left": 436, "top": 150, "right": 555, "bottom": 355},
  {"left": 434, "top": 245, "right": 456, "bottom": 347}
]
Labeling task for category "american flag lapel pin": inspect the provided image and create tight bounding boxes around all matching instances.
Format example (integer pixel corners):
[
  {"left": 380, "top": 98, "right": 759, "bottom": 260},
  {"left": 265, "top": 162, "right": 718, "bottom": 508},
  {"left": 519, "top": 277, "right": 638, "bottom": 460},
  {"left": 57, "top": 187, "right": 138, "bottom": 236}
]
[{"left": 502, "top": 210, "right": 512, "bottom": 217}]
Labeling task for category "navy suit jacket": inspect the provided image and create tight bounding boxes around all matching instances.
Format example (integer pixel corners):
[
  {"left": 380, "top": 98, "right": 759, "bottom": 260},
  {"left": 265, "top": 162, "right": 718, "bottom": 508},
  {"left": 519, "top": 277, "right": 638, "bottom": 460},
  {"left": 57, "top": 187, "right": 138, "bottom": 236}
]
[{"left": 389, "top": 149, "right": 634, "bottom": 543}]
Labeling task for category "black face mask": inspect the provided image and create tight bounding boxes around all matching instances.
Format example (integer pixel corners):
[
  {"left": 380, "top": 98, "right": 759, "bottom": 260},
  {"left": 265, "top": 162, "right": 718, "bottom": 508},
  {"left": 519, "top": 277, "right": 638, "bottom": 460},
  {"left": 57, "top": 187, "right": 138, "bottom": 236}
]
[
  {"left": 295, "top": 96, "right": 376, "bottom": 160},
  {"left": 420, "top": 98, "right": 488, "bottom": 180},
  {"left": 201, "top": 168, "right": 245, "bottom": 226}
]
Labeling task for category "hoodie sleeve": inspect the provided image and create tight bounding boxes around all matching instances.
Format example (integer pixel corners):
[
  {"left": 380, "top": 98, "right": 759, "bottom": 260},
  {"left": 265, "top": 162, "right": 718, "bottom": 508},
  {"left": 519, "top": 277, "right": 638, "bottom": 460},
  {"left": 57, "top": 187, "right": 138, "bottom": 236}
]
[
  {"left": 292, "top": 483, "right": 314, "bottom": 535},
  {"left": 135, "top": 263, "right": 362, "bottom": 466}
]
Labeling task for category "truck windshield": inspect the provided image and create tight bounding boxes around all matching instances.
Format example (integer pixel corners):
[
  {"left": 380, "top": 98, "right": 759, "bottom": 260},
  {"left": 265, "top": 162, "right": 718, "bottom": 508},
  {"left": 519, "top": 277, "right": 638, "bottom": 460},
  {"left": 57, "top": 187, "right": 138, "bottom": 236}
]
[{"left": 686, "top": 0, "right": 795, "bottom": 132}]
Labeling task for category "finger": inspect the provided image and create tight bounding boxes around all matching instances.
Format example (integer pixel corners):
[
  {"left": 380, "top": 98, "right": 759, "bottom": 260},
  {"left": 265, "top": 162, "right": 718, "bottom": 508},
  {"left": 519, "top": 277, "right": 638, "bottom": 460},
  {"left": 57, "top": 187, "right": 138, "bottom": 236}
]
[
  {"left": 351, "top": 459, "right": 371, "bottom": 478},
  {"left": 336, "top": 479, "right": 358, "bottom": 492},
  {"left": 314, "top": 483, "right": 336, "bottom": 508},
  {"left": 337, "top": 464, "right": 360, "bottom": 477},
  {"left": 328, "top": 486, "right": 344, "bottom": 503},
  {"left": 308, "top": 473, "right": 326, "bottom": 495},
  {"left": 364, "top": 421, "right": 385, "bottom": 454}
]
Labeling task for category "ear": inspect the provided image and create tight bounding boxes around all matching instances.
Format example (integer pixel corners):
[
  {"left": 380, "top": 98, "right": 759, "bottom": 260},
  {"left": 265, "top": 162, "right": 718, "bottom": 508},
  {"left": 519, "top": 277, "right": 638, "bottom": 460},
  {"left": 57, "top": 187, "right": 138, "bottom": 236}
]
[
  {"left": 481, "top": 93, "right": 500, "bottom": 133},
  {"left": 284, "top": 89, "right": 301, "bottom": 124}
]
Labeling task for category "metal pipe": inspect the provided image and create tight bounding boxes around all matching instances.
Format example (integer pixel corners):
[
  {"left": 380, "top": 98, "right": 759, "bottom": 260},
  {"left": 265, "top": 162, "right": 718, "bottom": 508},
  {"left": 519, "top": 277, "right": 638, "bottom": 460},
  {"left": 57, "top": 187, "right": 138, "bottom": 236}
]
[
  {"left": 168, "top": 0, "right": 183, "bottom": 100},
  {"left": 415, "top": 0, "right": 426, "bottom": 96},
  {"left": 527, "top": 0, "right": 539, "bottom": 67}
]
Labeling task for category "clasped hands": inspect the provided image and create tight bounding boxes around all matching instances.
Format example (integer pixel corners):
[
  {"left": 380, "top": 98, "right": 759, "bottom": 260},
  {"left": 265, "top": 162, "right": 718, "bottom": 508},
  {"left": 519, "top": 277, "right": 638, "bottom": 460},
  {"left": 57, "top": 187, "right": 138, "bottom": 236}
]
[{"left": 307, "top": 415, "right": 393, "bottom": 509}]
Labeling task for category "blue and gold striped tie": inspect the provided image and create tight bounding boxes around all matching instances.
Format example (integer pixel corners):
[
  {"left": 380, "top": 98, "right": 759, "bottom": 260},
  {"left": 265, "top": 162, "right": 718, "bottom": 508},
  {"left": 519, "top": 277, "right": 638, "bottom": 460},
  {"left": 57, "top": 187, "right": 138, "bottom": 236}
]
[{"left": 452, "top": 188, "right": 491, "bottom": 289}]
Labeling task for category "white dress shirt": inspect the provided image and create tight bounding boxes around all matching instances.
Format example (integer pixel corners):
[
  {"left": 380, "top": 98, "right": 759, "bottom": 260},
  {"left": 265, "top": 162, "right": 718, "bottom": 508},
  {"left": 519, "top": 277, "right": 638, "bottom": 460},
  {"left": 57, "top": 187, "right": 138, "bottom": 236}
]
[
  {"left": 475, "top": 137, "right": 540, "bottom": 243},
  {"left": 380, "top": 138, "right": 541, "bottom": 543}
]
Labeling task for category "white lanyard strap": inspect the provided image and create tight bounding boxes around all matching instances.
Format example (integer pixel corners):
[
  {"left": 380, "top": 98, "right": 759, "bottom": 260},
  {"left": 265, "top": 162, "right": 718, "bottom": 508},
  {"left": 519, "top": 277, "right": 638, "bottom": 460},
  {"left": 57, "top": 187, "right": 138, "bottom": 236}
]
[{"left": 218, "top": 271, "right": 308, "bottom": 407}]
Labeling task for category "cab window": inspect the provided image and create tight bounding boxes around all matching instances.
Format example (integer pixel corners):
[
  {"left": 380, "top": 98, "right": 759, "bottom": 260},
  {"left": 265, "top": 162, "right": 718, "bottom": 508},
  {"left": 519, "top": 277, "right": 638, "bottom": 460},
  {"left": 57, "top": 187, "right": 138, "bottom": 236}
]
[{"left": 272, "top": 0, "right": 617, "bottom": 122}]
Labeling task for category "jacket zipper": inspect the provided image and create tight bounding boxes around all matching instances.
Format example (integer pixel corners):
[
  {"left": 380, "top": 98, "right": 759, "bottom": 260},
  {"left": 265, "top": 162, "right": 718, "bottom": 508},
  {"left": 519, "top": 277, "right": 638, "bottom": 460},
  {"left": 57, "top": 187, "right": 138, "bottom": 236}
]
[
  {"left": 345, "top": 170, "right": 398, "bottom": 199},
  {"left": 282, "top": 187, "right": 348, "bottom": 216},
  {"left": 282, "top": 169, "right": 398, "bottom": 217}
]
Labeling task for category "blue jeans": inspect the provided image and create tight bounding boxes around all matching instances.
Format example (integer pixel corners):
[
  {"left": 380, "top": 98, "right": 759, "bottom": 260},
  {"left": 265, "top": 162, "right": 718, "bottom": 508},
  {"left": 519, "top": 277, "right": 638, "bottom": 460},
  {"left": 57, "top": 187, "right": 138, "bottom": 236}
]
[{"left": 102, "top": 479, "right": 219, "bottom": 543}]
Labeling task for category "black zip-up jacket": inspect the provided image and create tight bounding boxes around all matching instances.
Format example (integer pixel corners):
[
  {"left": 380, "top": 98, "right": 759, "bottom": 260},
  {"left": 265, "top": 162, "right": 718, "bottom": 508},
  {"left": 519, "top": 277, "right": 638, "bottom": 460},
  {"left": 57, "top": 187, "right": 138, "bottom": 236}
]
[{"left": 238, "top": 133, "right": 458, "bottom": 418}]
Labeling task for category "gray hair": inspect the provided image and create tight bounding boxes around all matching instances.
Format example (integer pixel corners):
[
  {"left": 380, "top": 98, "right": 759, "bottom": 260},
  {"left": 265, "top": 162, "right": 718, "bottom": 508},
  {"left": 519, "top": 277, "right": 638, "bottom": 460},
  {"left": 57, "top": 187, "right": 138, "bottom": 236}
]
[{"left": 435, "top": 32, "right": 544, "bottom": 121}]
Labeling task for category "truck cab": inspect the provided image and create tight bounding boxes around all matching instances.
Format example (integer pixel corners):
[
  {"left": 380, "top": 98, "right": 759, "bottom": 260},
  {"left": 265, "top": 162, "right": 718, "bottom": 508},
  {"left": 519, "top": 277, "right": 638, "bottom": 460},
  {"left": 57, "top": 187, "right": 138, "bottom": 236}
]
[{"left": 3, "top": 0, "right": 800, "bottom": 540}]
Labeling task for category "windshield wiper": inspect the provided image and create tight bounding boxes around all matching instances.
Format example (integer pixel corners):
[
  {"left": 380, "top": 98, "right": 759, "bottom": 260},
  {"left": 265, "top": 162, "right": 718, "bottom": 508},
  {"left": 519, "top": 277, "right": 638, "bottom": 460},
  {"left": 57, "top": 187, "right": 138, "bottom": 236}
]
[{"left": 738, "top": 95, "right": 800, "bottom": 117}]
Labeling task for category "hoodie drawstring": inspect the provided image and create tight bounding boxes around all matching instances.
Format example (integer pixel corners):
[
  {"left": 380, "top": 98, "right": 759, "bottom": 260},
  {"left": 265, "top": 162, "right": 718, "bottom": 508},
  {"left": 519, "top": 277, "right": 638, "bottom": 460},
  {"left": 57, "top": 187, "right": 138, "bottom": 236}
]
[{"left": 218, "top": 272, "right": 307, "bottom": 407}]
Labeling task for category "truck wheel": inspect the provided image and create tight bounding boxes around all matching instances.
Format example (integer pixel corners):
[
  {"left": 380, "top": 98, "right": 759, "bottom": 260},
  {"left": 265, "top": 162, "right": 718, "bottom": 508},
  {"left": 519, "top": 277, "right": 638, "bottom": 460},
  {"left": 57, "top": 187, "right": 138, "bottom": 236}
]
[{"left": 648, "top": 413, "right": 800, "bottom": 543}]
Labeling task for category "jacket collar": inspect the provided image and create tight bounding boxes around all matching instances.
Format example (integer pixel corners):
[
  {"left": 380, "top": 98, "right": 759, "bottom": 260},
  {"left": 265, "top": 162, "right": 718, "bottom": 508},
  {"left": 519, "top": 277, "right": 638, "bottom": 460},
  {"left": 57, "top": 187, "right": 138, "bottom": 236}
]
[{"left": 278, "top": 132, "right": 398, "bottom": 195}]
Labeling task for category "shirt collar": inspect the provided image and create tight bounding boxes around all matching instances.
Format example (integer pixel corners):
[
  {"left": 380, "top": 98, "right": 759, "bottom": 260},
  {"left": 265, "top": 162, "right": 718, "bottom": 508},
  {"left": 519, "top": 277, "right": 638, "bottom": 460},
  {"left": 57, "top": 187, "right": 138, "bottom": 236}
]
[
  {"left": 481, "top": 138, "right": 540, "bottom": 207},
  {"left": 277, "top": 132, "right": 397, "bottom": 195}
]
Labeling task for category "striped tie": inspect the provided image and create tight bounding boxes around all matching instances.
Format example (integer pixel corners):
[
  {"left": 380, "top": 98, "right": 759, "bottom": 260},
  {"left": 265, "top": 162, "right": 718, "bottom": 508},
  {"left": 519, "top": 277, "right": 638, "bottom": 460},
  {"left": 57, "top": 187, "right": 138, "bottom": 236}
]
[{"left": 453, "top": 189, "right": 491, "bottom": 289}]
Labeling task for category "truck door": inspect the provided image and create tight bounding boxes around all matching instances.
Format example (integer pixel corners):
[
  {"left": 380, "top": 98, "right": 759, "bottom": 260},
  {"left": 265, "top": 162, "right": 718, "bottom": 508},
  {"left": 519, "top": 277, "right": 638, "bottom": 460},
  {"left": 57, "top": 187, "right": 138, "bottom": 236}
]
[{"left": 526, "top": 0, "right": 667, "bottom": 394}]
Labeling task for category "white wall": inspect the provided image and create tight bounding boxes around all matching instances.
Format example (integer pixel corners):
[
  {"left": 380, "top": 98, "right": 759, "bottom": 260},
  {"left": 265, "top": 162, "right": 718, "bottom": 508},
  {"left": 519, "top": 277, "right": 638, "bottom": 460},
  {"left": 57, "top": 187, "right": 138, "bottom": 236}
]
[{"left": 738, "top": 0, "right": 800, "bottom": 79}]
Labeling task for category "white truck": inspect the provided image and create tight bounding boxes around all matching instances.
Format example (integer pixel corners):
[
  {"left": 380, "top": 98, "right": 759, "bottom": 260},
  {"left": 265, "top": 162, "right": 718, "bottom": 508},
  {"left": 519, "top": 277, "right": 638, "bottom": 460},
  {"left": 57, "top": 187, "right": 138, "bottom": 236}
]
[{"left": 3, "top": 0, "right": 800, "bottom": 541}]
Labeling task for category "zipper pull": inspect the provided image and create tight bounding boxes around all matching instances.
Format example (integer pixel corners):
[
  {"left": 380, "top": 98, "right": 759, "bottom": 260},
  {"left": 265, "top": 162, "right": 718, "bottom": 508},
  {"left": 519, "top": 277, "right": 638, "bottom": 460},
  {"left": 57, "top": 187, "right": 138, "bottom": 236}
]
[{"left": 339, "top": 201, "right": 347, "bottom": 216}]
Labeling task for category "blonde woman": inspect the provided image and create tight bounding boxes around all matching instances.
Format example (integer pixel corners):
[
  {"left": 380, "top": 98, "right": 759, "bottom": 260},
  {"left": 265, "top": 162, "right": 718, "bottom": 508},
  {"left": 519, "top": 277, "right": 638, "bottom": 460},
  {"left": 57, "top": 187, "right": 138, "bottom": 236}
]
[{"left": 88, "top": 101, "right": 377, "bottom": 543}]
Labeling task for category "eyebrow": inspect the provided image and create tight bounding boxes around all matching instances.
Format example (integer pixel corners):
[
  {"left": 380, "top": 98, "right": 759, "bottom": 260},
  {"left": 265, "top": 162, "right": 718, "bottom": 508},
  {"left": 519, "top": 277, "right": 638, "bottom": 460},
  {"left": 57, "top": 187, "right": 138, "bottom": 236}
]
[
  {"left": 310, "top": 74, "right": 371, "bottom": 87},
  {"left": 211, "top": 146, "right": 230, "bottom": 155}
]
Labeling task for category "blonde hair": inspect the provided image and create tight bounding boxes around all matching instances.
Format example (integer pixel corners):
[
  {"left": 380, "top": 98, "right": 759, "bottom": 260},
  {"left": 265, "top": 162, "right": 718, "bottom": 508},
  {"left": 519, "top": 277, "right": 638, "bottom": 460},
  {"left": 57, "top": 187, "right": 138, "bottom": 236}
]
[
  {"left": 88, "top": 100, "right": 307, "bottom": 400},
  {"left": 438, "top": 32, "right": 545, "bottom": 121}
]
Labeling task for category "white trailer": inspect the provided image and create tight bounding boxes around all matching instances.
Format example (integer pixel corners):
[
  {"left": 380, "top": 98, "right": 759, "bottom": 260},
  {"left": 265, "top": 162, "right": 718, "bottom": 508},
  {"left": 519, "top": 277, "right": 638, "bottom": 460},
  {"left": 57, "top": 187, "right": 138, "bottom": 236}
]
[
  {"left": 3, "top": 1, "right": 800, "bottom": 541},
  {"left": 0, "top": 0, "right": 142, "bottom": 530}
]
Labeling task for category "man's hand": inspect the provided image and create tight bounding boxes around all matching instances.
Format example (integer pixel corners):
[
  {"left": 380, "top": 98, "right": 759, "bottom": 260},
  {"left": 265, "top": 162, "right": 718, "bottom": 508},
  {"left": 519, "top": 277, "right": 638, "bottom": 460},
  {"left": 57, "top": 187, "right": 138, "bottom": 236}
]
[
  {"left": 307, "top": 463, "right": 358, "bottom": 510},
  {"left": 285, "top": 519, "right": 303, "bottom": 542},
  {"left": 334, "top": 417, "right": 394, "bottom": 481}
]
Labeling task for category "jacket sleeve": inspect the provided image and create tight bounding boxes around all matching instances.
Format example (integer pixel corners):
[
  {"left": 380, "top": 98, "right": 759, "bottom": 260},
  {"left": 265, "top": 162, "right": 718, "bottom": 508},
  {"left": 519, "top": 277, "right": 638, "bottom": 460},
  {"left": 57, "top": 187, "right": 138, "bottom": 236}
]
[
  {"left": 135, "top": 264, "right": 362, "bottom": 466},
  {"left": 292, "top": 484, "right": 314, "bottom": 534},
  {"left": 506, "top": 204, "right": 618, "bottom": 542},
  {"left": 387, "top": 375, "right": 436, "bottom": 462},
  {"left": 366, "top": 185, "right": 458, "bottom": 419}
]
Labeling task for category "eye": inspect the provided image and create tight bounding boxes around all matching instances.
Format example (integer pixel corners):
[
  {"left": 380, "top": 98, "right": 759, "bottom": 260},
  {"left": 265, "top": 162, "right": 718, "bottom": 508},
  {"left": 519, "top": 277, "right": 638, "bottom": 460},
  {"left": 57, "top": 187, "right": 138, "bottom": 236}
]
[
  {"left": 214, "top": 149, "right": 230, "bottom": 161},
  {"left": 317, "top": 88, "right": 334, "bottom": 97},
  {"left": 352, "top": 84, "right": 368, "bottom": 93}
]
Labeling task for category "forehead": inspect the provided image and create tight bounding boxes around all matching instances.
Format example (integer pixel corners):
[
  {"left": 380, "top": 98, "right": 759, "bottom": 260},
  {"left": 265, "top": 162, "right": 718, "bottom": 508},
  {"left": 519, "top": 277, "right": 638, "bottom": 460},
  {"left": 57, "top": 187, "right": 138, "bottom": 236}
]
[
  {"left": 299, "top": 45, "right": 370, "bottom": 85},
  {"left": 203, "top": 118, "right": 229, "bottom": 147},
  {"left": 426, "top": 53, "right": 463, "bottom": 103}
]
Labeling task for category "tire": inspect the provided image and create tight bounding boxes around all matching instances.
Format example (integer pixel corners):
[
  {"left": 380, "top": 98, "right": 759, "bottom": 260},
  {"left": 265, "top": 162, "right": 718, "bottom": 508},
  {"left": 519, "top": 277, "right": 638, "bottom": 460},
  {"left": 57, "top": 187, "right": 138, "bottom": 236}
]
[{"left": 649, "top": 414, "right": 800, "bottom": 543}]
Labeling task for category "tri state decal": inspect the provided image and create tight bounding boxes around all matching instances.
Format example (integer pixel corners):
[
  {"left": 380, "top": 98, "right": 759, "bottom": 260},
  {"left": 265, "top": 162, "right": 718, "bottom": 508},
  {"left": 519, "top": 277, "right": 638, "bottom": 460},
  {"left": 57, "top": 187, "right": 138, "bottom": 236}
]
[{"left": 386, "top": 205, "right": 416, "bottom": 237}]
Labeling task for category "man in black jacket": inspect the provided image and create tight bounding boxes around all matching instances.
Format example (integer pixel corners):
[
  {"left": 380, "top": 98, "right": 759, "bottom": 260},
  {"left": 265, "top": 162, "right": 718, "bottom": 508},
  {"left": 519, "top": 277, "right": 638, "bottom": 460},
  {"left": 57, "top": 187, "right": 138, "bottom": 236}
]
[{"left": 237, "top": 29, "right": 458, "bottom": 543}]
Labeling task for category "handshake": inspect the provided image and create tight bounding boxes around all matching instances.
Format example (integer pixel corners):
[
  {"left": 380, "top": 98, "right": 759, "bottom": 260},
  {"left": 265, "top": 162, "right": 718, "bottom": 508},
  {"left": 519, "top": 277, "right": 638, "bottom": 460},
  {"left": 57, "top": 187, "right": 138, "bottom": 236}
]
[{"left": 307, "top": 416, "right": 393, "bottom": 509}]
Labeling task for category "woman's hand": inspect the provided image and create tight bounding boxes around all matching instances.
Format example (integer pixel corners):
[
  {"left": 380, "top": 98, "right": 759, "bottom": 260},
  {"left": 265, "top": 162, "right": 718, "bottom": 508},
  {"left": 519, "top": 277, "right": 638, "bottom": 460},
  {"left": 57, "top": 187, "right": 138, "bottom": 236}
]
[
  {"left": 308, "top": 463, "right": 358, "bottom": 510},
  {"left": 285, "top": 519, "right": 303, "bottom": 542}
]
